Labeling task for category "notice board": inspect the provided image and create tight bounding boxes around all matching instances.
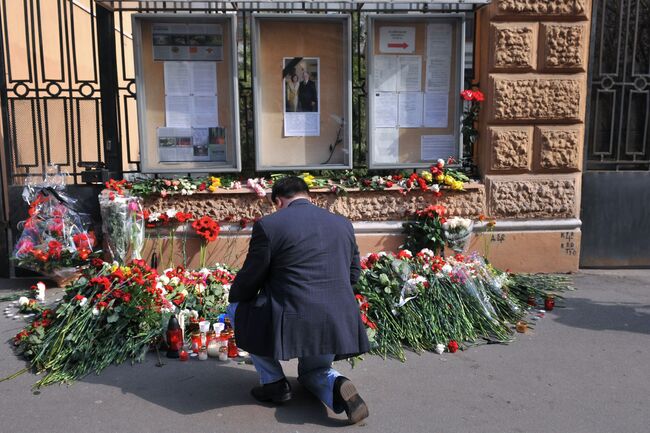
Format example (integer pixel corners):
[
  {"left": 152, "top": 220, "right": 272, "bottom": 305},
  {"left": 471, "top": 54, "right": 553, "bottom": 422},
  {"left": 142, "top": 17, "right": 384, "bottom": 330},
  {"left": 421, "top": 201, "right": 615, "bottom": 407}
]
[
  {"left": 367, "top": 15, "right": 465, "bottom": 168},
  {"left": 253, "top": 14, "right": 352, "bottom": 170},
  {"left": 132, "top": 14, "right": 240, "bottom": 173}
]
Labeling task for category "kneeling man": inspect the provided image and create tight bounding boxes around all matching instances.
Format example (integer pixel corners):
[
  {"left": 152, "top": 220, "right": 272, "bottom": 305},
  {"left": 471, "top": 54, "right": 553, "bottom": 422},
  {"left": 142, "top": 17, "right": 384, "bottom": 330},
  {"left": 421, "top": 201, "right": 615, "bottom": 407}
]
[{"left": 227, "top": 176, "right": 369, "bottom": 424}]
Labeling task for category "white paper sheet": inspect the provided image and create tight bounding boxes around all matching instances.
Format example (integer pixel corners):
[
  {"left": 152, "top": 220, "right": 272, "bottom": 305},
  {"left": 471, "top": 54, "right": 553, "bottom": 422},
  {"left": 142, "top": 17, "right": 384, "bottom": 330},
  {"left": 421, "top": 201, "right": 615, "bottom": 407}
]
[
  {"left": 423, "top": 91, "right": 449, "bottom": 128},
  {"left": 373, "top": 92, "right": 398, "bottom": 128},
  {"left": 426, "top": 24, "right": 453, "bottom": 92},
  {"left": 379, "top": 27, "right": 416, "bottom": 54},
  {"left": 373, "top": 128, "right": 399, "bottom": 164},
  {"left": 398, "top": 55, "right": 422, "bottom": 92},
  {"left": 398, "top": 92, "right": 423, "bottom": 128},
  {"left": 192, "top": 96, "right": 219, "bottom": 128},
  {"left": 165, "top": 96, "right": 192, "bottom": 127},
  {"left": 164, "top": 62, "right": 192, "bottom": 96},
  {"left": 284, "top": 112, "right": 320, "bottom": 137},
  {"left": 374, "top": 55, "right": 398, "bottom": 92},
  {"left": 421, "top": 134, "right": 456, "bottom": 161},
  {"left": 191, "top": 62, "right": 218, "bottom": 96}
]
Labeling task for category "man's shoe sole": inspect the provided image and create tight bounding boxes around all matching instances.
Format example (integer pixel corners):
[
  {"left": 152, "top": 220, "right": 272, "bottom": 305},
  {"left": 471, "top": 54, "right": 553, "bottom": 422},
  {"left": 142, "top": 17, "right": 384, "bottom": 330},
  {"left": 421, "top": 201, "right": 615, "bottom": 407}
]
[{"left": 338, "top": 380, "right": 369, "bottom": 424}]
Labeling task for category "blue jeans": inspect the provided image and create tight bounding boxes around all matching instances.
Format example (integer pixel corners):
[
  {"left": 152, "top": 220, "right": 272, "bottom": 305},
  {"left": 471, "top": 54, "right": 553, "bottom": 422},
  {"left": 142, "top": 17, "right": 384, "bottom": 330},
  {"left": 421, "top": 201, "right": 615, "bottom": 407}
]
[{"left": 227, "top": 303, "right": 343, "bottom": 413}]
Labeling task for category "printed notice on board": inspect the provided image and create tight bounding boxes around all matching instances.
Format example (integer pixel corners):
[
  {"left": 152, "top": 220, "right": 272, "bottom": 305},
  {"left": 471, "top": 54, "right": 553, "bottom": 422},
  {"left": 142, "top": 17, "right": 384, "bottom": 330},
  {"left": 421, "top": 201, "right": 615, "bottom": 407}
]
[
  {"left": 374, "top": 128, "right": 399, "bottom": 164},
  {"left": 153, "top": 23, "right": 223, "bottom": 61},
  {"left": 425, "top": 24, "right": 452, "bottom": 93},
  {"left": 379, "top": 27, "right": 416, "bottom": 54},
  {"left": 374, "top": 92, "right": 398, "bottom": 128},
  {"left": 163, "top": 61, "right": 218, "bottom": 129},
  {"left": 158, "top": 126, "right": 226, "bottom": 163},
  {"left": 374, "top": 55, "right": 398, "bottom": 92},
  {"left": 398, "top": 92, "right": 423, "bottom": 128},
  {"left": 423, "top": 92, "right": 449, "bottom": 128},
  {"left": 397, "top": 56, "right": 422, "bottom": 92},
  {"left": 421, "top": 135, "right": 456, "bottom": 161}
]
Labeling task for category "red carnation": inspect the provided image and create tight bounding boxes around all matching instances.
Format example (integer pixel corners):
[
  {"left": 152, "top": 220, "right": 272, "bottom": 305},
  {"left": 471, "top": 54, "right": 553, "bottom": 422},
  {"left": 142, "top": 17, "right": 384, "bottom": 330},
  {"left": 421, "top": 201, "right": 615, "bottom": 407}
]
[{"left": 448, "top": 340, "right": 459, "bottom": 353}]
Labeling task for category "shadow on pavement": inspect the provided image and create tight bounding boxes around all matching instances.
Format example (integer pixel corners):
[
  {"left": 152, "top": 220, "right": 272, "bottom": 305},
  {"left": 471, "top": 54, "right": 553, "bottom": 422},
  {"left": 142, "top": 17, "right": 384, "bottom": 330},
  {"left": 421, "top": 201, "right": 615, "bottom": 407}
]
[
  {"left": 81, "top": 353, "right": 349, "bottom": 427},
  {"left": 553, "top": 297, "right": 650, "bottom": 335}
]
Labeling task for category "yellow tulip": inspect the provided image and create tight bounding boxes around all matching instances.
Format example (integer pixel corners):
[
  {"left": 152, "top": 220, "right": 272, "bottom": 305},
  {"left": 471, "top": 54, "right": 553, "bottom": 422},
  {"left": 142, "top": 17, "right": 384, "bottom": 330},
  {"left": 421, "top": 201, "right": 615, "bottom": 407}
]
[
  {"left": 436, "top": 174, "right": 445, "bottom": 182},
  {"left": 420, "top": 171, "right": 433, "bottom": 182}
]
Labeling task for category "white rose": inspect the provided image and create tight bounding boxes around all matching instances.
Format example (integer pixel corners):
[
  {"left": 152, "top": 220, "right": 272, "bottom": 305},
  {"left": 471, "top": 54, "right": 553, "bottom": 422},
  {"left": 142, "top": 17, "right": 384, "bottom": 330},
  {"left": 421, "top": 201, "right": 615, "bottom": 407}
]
[
  {"left": 165, "top": 209, "right": 178, "bottom": 219},
  {"left": 92, "top": 307, "right": 100, "bottom": 316},
  {"left": 158, "top": 275, "right": 170, "bottom": 285},
  {"left": 18, "top": 296, "right": 29, "bottom": 306},
  {"left": 434, "top": 343, "right": 446, "bottom": 354},
  {"left": 170, "top": 277, "right": 180, "bottom": 285},
  {"left": 437, "top": 158, "right": 445, "bottom": 168},
  {"left": 431, "top": 184, "right": 440, "bottom": 193},
  {"left": 442, "top": 264, "right": 453, "bottom": 274}
]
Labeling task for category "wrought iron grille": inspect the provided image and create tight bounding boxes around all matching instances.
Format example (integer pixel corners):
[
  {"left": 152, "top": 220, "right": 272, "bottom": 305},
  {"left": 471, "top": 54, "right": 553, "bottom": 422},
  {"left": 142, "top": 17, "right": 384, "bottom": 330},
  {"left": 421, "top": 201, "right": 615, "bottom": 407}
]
[
  {"left": 586, "top": 0, "right": 650, "bottom": 171},
  {"left": 1, "top": 0, "right": 478, "bottom": 185}
]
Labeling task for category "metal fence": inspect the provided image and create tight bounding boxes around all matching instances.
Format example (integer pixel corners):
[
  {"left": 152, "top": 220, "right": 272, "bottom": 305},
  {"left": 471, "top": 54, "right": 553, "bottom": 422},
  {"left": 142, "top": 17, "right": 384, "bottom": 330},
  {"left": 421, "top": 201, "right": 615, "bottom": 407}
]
[{"left": 1, "top": 0, "right": 478, "bottom": 185}]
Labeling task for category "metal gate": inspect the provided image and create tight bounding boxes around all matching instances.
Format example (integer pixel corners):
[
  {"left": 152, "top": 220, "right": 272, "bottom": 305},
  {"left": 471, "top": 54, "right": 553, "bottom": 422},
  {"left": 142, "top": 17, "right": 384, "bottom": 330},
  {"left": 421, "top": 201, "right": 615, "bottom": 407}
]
[
  {"left": 581, "top": 0, "right": 650, "bottom": 267},
  {"left": 0, "top": 1, "right": 479, "bottom": 277}
]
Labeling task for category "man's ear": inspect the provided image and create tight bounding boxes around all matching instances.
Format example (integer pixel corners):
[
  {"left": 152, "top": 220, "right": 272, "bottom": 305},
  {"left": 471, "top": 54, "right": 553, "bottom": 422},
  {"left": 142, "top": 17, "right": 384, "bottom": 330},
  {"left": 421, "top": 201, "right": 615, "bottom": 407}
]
[{"left": 274, "top": 198, "right": 282, "bottom": 209}]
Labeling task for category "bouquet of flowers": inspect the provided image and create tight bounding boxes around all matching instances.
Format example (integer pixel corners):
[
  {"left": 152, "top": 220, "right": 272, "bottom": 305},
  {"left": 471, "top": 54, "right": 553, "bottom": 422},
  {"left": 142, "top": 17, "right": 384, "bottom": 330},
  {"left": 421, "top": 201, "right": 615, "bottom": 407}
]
[
  {"left": 159, "top": 265, "right": 235, "bottom": 321},
  {"left": 99, "top": 191, "right": 145, "bottom": 263},
  {"left": 442, "top": 216, "right": 474, "bottom": 253},
  {"left": 13, "top": 259, "right": 169, "bottom": 387},
  {"left": 13, "top": 170, "right": 98, "bottom": 280},
  {"left": 401, "top": 205, "right": 448, "bottom": 255}
]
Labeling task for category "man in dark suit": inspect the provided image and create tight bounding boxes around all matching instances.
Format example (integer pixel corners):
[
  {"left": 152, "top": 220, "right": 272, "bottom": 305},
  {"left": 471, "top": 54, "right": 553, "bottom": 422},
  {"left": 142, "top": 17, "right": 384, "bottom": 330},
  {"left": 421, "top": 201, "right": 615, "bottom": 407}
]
[
  {"left": 297, "top": 71, "right": 318, "bottom": 112},
  {"left": 227, "top": 176, "right": 369, "bottom": 424}
]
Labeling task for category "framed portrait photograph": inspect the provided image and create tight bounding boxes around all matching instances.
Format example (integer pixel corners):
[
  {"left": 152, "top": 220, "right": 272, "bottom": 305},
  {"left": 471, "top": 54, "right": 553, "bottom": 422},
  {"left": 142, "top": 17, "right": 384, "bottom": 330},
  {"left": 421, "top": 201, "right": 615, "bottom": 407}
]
[
  {"left": 253, "top": 14, "right": 352, "bottom": 171},
  {"left": 283, "top": 57, "right": 320, "bottom": 136}
]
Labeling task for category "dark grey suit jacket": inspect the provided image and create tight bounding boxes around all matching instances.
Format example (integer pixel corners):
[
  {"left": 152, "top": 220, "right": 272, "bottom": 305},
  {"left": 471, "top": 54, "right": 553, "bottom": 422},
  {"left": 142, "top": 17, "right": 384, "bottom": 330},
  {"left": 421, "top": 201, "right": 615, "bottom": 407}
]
[{"left": 228, "top": 199, "right": 370, "bottom": 360}]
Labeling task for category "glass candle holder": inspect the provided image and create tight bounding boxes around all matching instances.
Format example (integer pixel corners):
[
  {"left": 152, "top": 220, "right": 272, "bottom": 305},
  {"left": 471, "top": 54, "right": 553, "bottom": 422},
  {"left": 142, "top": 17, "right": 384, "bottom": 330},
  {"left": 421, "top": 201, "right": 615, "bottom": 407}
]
[{"left": 516, "top": 321, "right": 527, "bottom": 333}]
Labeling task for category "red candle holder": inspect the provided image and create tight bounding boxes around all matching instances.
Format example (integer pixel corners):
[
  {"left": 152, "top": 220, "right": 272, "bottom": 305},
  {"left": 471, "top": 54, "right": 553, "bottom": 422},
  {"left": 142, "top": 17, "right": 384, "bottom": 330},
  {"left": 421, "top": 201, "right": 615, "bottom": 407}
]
[
  {"left": 179, "top": 350, "right": 189, "bottom": 361},
  {"left": 527, "top": 296, "right": 536, "bottom": 307},
  {"left": 544, "top": 296, "right": 555, "bottom": 311}
]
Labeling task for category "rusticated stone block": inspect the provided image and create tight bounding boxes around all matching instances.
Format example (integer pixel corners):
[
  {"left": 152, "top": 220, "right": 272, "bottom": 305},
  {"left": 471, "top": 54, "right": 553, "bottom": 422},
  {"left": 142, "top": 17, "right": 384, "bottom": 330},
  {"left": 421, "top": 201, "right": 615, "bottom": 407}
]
[
  {"left": 490, "top": 75, "right": 583, "bottom": 122},
  {"left": 491, "top": 23, "right": 537, "bottom": 70},
  {"left": 489, "top": 126, "right": 533, "bottom": 170},
  {"left": 535, "top": 126, "right": 582, "bottom": 170},
  {"left": 495, "top": 0, "right": 588, "bottom": 17},
  {"left": 541, "top": 23, "right": 587, "bottom": 70},
  {"left": 486, "top": 174, "right": 578, "bottom": 218},
  {"left": 142, "top": 186, "right": 487, "bottom": 222}
]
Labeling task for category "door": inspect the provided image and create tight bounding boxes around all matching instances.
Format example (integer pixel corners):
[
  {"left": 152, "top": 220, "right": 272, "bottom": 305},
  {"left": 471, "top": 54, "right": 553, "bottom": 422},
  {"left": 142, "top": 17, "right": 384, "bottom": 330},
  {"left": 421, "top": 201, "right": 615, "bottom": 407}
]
[{"left": 581, "top": 0, "right": 650, "bottom": 267}]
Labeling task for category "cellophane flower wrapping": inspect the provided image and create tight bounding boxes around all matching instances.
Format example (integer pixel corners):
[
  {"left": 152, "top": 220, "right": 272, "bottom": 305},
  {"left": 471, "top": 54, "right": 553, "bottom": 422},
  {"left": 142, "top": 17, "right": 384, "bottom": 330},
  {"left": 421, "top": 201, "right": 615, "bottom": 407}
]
[
  {"left": 99, "top": 192, "right": 144, "bottom": 263},
  {"left": 12, "top": 170, "right": 96, "bottom": 276}
]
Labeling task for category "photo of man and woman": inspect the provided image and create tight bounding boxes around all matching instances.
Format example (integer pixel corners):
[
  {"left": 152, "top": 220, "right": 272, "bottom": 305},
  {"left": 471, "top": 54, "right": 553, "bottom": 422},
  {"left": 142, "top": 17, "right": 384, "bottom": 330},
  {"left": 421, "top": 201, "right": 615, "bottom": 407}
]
[{"left": 283, "top": 57, "right": 319, "bottom": 113}]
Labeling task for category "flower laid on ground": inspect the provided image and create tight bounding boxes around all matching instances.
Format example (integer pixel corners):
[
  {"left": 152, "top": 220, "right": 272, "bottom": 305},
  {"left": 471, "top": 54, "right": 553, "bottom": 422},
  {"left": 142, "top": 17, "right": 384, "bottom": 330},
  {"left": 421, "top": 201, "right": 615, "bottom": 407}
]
[
  {"left": 13, "top": 259, "right": 165, "bottom": 387},
  {"left": 160, "top": 265, "right": 235, "bottom": 321},
  {"left": 354, "top": 249, "right": 570, "bottom": 360}
]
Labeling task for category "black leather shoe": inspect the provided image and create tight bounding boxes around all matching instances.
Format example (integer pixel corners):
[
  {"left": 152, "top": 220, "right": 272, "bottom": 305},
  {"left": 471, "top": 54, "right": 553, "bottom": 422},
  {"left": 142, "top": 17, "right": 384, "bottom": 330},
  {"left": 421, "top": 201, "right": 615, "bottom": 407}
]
[
  {"left": 251, "top": 378, "right": 292, "bottom": 404},
  {"left": 333, "top": 377, "right": 369, "bottom": 424}
]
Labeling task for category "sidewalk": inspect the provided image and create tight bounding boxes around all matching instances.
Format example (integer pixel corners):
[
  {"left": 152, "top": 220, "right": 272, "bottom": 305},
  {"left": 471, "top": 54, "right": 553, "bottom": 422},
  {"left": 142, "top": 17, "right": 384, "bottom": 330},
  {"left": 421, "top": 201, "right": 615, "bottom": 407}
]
[{"left": 1, "top": 270, "right": 649, "bottom": 433}]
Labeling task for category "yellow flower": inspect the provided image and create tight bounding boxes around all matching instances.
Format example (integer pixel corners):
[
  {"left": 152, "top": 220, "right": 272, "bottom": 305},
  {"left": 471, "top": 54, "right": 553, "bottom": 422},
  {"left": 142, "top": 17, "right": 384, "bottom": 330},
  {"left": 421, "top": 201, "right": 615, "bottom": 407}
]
[
  {"left": 420, "top": 171, "right": 433, "bottom": 182},
  {"left": 436, "top": 174, "right": 445, "bottom": 182},
  {"left": 208, "top": 184, "right": 217, "bottom": 192},
  {"left": 210, "top": 177, "right": 221, "bottom": 187},
  {"left": 451, "top": 181, "right": 464, "bottom": 191},
  {"left": 444, "top": 175, "right": 454, "bottom": 186},
  {"left": 301, "top": 173, "right": 315, "bottom": 187}
]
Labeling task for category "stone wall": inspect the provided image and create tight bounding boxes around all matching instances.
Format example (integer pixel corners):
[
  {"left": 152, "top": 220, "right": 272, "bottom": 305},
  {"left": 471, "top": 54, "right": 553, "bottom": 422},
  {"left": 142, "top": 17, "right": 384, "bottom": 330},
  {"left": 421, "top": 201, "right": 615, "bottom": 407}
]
[
  {"left": 143, "top": 184, "right": 486, "bottom": 222},
  {"left": 477, "top": 0, "right": 591, "bottom": 220}
]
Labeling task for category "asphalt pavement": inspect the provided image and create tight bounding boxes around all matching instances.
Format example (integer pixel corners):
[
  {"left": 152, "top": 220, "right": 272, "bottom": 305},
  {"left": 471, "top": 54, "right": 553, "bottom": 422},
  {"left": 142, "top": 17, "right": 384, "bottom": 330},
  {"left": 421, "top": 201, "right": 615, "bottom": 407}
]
[{"left": 0, "top": 270, "right": 649, "bottom": 433}]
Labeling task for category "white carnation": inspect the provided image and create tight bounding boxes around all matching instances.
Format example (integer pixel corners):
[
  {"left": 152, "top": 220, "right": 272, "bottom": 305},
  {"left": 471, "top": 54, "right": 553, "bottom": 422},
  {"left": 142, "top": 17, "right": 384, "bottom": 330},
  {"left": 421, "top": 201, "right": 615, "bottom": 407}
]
[{"left": 18, "top": 296, "right": 29, "bottom": 306}]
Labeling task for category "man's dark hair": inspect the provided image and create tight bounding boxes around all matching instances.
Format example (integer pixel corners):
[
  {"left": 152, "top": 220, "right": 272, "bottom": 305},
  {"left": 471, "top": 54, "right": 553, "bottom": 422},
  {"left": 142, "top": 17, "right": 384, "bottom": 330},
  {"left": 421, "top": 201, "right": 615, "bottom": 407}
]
[{"left": 271, "top": 176, "right": 309, "bottom": 203}]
